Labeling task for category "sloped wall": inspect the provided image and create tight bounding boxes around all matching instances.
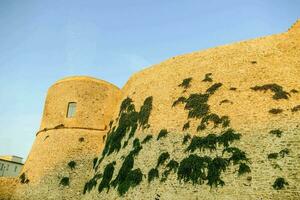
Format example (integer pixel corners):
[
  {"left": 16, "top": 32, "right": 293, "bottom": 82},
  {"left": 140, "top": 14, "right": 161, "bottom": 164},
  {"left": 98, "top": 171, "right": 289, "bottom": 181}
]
[{"left": 82, "top": 21, "right": 300, "bottom": 200}]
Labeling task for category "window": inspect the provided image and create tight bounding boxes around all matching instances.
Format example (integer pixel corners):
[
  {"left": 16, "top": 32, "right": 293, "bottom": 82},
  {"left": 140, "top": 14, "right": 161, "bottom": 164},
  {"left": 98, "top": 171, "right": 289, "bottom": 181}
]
[
  {"left": 0, "top": 163, "right": 3, "bottom": 170},
  {"left": 67, "top": 102, "right": 76, "bottom": 118},
  {"left": 15, "top": 166, "right": 18, "bottom": 172},
  {"left": 6, "top": 164, "right": 9, "bottom": 171}
]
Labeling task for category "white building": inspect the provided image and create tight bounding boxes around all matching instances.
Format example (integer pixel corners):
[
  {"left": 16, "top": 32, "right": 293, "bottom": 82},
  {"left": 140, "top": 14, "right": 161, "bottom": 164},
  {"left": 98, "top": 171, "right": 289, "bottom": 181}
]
[{"left": 0, "top": 155, "right": 24, "bottom": 177}]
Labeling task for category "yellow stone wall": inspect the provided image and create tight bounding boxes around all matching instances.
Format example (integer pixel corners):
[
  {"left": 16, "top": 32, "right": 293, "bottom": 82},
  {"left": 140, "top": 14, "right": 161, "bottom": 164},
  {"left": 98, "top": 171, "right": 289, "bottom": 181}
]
[{"left": 10, "top": 77, "right": 122, "bottom": 200}]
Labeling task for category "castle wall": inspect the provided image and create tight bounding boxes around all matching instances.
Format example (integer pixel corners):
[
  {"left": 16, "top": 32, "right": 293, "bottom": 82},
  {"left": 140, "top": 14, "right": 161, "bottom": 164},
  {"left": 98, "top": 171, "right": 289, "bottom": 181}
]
[
  {"left": 11, "top": 77, "right": 122, "bottom": 200},
  {"left": 0, "top": 177, "right": 18, "bottom": 200},
  {"left": 83, "top": 21, "right": 300, "bottom": 200}
]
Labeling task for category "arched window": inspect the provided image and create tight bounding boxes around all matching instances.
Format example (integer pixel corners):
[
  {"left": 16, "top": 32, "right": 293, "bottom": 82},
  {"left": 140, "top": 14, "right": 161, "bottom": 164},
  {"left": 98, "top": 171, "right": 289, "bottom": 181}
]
[{"left": 67, "top": 102, "right": 76, "bottom": 118}]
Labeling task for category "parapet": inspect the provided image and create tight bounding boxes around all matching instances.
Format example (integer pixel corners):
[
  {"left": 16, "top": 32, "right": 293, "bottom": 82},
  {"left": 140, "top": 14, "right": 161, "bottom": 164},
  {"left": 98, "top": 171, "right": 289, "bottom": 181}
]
[{"left": 39, "top": 76, "right": 121, "bottom": 132}]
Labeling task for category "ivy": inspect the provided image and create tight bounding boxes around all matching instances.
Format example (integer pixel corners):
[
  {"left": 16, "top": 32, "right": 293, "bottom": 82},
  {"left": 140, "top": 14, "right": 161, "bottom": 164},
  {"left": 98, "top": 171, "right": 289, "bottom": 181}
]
[
  {"left": 273, "top": 177, "right": 288, "bottom": 190},
  {"left": 60, "top": 177, "right": 70, "bottom": 186},
  {"left": 202, "top": 73, "right": 213, "bottom": 82},
  {"left": 251, "top": 84, "right": 290, "bottom": 100},
  {"left": 269, "top": 129, "right": 283, "bottom": 137},
  {"left": 83, "top": 174, "right": 102, "bottom": 194},
  {"left": 68, "top": 161, "right": 76, "bottom": 170},
  {"left": 182, "top": 134, "right": 191, "bottom": 145},
  {"left": 142, "top": 134, "right": 153, "bottom": 144},
  {"left": 178, "top": 77, "right": 192, "bottom": 89},
  {"left": 157, "top": 129, "right": 168, "bottom": 140},
  {"left": 98, "top": 161, "right": 116, "bottom": 192},
  {"left": 148, "top": 168, "right": 159, "bottom": 183},
  {"left": 156, "top": 152, "right": 170, "bottom": 168},
  {"left": 206, "top": 83, "right": 222, "bottom": 95}
]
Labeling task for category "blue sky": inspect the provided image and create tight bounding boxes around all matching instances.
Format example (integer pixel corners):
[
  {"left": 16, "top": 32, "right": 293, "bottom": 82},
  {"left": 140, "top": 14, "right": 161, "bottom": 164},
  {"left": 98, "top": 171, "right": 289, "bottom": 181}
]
[{"left": 0, "top": 0, "right": 299, "bottom": 159}]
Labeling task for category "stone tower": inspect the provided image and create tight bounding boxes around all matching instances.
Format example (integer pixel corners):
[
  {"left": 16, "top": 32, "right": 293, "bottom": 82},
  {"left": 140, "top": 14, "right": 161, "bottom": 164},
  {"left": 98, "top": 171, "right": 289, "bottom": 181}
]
[{"left": 12, "top": 76, "right": 121, "bottom": 199}]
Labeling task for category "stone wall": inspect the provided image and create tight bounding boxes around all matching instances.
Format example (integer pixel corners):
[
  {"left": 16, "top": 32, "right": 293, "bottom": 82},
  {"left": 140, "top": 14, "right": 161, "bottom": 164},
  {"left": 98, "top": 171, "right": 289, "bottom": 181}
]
[
  {"left": 83, "top": 21, "right": 300, "bottom": 200},
  {"left": 0, "top": 177, "right": 18, "bottom": 200}
]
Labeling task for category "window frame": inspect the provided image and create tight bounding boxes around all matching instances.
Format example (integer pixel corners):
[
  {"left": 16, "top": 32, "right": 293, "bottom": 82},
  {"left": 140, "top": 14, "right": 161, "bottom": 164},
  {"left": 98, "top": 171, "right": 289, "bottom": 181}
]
[{"left": 66, "top": 102, "right": 77, "bottom": 118}]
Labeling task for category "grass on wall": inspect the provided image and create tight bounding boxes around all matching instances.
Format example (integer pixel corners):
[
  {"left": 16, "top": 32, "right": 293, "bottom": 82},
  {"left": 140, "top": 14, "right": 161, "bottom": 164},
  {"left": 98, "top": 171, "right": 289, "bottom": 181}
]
[
  {"left": 238, "top": 163, "right": 251, "bottom": 176},
  {"left": 182, "top": 134, "right": 191, "bottom": 145},
  {"left": 291, "top": 105, "right": 300, "bottom": 112},
  {"left": 19, "top": 172, "right": 29, "bottom": 184},
  {"left": 172, "top": 96, "right": 187, "bottom": 107},
  {"left": 83, "top": 174, "right": 102, "bottom": 194},
  {"left": 269, "top": 108, "right": 283, "bottom": 114},
  {"left": 206, "top": 83, "right": 222, "bottom": 95}
]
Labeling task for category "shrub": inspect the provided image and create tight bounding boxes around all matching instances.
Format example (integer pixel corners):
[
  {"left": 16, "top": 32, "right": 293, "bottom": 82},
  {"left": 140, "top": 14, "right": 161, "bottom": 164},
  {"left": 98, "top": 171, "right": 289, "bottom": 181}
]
[
  {"left": 269, "top": 108, "right": 283, "bottom": 114},
  {"left": 148, "top": 168, "right": 159, "bottom": 183},
  {"left": 157, "top": 129, "right": 168, "bottom": 140},
  {"left": 291, "top": 105, "right": 300, "bottom": 112},
  {"left": 78, "top": 137, "right": 84, "bottom": 142},
  {"left": 272, "top": 177, "right": 288, "bottom": 190},
  {"left": 116, "top": 169, "right": 143, "bottom": 196},
  {"left": 98, "top": 161, "right": 116, "bottom": 192},
  {"left": 182, "top": 134, "right": 191, "bottom": 145},
  {"left": 269, "top": 129, "right": 283, "bottom": 137},
  {"left": 238, "top": 163, "right": 251, "bottom": 175},
  {"left": 68, "top": 161, "right": 76, "bottom": 170},
  {"left": 182, "top": 121, "right": 190, "bottom": 131},
  {"left": 172, "top": 96, "right": 186, "bottom": 107},
  {"left": 156, "top": 152, "right": 170, "bottom": 168},
  {"left": 142, "top": 134, "right": 153, "bottom": 144},
  {"left": 251, "top": 84, "right": 290, "bottom": 100},
  {"left": 202, "top": 73, "right": 213, "bottom": 82},
  {"left": 178, "top": 77, "right": 192, "bottom": 89},
  {"left": 206, "top": 83, "right": 223, "bottom": 95},
  {"left": 60, "top": 177, "right": 70, "bottom": 186}
]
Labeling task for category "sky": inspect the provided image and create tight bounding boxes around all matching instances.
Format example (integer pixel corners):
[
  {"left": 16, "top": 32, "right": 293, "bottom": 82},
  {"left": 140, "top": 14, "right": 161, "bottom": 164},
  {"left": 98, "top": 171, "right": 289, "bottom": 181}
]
[{"left": 0, "top": 0, "right": 299, "bottom": 159}]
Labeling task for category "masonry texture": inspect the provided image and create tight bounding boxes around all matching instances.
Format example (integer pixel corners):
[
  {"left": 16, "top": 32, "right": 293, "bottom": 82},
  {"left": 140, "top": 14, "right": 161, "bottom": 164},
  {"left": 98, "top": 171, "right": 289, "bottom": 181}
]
[{"left": 1, "top": 20, "right": 299, "bottom": 200}]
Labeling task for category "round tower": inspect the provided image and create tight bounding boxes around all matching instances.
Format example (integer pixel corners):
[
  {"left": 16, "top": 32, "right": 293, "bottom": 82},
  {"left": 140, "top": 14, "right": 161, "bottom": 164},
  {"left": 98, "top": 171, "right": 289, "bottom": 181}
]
[{"left": 12, "top": 76, "right": 121, "bottom": 200}]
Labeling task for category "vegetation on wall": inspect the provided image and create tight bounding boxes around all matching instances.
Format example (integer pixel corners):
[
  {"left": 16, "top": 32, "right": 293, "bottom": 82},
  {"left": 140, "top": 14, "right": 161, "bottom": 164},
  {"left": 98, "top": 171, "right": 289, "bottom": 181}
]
[
  {"left": 250, "top": 84, "right": 290, "bottom": 100},
  {"left": 269, "top": 129, "right": 283, "bottom": 137},
  {"left": 182, "top": 134, "right": 191, "bottom": 145},
  {"left": 83, "top": 174, "right": 102, "bottom": 194},
  {"left": 272, "top": 177, "right": 288, "bottom": 190},
  {"left": 148, "top": 168, "right": 159, "bottom": 183},
  {"left": 19, "top": 172, "right": 29, "bottom": 184},
  {"left": 157, "top": 129, "right": 168, "bottom": 140},
  {"left": 269, "top": 108, "right": 283, "bottom": 114},
  {"left": 100, "top": 96, "right": 153, "bottom": 158},
  {"left": 202, "top": 73, "right": 213, "bottom": 82},
  {"left": 98, "top": 161, "right": 116, "bottom": 192},
  {"left": 182, "top": 121, "right": 190, "bottom": 131},
  {"left": 68, "top": 161, "right": 76, "bottom": 170},
  {"left": 178, "top": 77, "right": 192, "bottom": 89},
  {"left": 60, "top": 177, "right": 70, "bottom": 186},
  {"left": 291, "top": 105, "right": 300, "bottom": 112},
  {"left": 142, "top": 134, "right": 153, "bottom": 144},
  {"left": 156, "top": 152, "right": 170, "bottom": 168}
]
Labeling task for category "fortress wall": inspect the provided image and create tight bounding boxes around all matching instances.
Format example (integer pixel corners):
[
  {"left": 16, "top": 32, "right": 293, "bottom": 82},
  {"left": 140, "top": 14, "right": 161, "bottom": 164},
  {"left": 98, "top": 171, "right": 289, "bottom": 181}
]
[
  {"left": 0, "top": 177, "right": 18, "bottom": 200},
  {"left": 40, "top": 76, "right": 121, "bottom": 131},
  {"left": 11, "top": 77, "right": 122, "bottom": 200},
  {"left": 12, "top": 129, "right": 106, "bottom": 200},
  {"left": 84, "top": 23, "right": 300, "bottom": 199}
]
